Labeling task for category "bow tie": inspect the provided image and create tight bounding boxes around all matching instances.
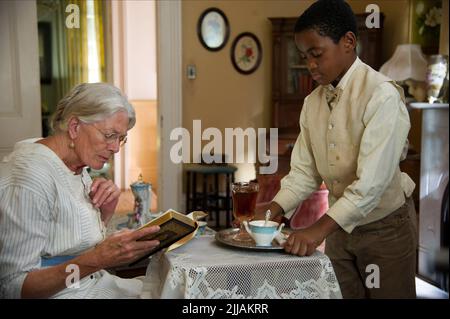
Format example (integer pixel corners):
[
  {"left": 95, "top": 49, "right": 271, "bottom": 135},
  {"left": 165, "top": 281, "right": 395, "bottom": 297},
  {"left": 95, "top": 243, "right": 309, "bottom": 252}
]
[{"left": 325, "top": 86, "right": 342, "bottom": 106}]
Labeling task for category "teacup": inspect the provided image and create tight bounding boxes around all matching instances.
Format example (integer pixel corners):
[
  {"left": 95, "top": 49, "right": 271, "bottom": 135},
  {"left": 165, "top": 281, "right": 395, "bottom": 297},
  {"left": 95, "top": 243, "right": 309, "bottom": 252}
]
[{"left": 243, "top": 220, "right": 285, "bottom": 246}]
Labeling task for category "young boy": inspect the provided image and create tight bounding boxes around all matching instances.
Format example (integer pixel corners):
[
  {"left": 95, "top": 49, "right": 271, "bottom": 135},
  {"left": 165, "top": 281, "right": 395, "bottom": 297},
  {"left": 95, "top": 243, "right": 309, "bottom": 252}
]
[{"left": 266, "top": 0, "right": 417, "bottom": 298}]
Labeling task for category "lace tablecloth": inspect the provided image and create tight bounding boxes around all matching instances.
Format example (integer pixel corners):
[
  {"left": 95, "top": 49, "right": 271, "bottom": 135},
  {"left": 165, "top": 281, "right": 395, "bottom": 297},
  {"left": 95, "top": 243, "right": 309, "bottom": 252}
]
[{"left": 141, "top": 231, "right": 342, "bottom": 299}]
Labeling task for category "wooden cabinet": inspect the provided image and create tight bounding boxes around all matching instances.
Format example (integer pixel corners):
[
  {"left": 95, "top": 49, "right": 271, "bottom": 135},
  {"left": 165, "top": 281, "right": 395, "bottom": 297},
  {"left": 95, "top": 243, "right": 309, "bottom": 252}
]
[
  {"left": 269, "top": 17, "right": 311, "bottom": 137},
  {"left": 269, "top": 14, "right": 384, "bottom": 176}
]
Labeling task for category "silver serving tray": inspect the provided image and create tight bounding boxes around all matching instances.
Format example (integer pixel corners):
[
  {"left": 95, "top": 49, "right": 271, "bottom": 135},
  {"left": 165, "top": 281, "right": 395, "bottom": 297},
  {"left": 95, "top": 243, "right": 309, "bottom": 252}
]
[{"left": 215, "top": 228, "right": 288, "bottom": 251}]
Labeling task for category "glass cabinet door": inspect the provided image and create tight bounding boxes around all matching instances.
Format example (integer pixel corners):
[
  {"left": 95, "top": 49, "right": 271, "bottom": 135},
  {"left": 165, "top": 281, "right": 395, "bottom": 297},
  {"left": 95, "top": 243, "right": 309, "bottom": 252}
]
[{"left": 284, "top": 35, "right": 313, "bottom": 98}]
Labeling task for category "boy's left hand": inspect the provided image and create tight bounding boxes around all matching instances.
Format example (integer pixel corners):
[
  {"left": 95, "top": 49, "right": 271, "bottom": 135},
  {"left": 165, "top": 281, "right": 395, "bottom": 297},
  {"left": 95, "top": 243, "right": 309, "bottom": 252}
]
[
  {"left": 283, "top": 226, "right": 325, "bottom": 256},
  {"left": 284, "top": 214, "right": 339, "bottom": 256}
]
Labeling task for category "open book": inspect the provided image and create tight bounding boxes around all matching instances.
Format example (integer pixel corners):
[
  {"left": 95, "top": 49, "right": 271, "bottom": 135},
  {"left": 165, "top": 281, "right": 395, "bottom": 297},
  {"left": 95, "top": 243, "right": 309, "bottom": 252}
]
[{"left": 129, "top": 210, "right": 206, "bottom": 266}]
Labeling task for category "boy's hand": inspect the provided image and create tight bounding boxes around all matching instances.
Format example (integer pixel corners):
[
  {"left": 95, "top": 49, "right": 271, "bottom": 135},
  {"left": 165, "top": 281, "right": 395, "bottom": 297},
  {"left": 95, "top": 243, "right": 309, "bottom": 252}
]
[
  {"left": 231, "top": 209, "right": 284, "bottom": 228},
  {"left": 283, "top": 227, "right": 325, "bottom": 256},
  {"left": 232, "top": 201, "right": 285, "bottom": 228},
  {"left": 283, "top": 214, "right": 339, "bottom": 256}
]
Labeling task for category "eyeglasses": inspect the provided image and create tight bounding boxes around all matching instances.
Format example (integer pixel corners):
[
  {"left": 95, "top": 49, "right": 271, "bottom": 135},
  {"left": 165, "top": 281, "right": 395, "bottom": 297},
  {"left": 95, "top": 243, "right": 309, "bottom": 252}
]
[{"left": 91, "top": 125, "right": 127, "bottom": 147}]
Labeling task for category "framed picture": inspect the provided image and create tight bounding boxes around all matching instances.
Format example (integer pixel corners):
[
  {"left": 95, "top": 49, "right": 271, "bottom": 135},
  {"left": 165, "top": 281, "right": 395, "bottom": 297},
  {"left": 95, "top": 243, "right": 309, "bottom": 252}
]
[
  {"left": 38, "top": 22, "right": 52, "bottom": 84},
  {"left": 231, "top": 32, "right": 262, "bottom": 75},
  {"left": 409, "top": 0, "right": 442, "bottom": 55},
  {"left": 197, "top": 7, "right": 230, "bottom": 51}
]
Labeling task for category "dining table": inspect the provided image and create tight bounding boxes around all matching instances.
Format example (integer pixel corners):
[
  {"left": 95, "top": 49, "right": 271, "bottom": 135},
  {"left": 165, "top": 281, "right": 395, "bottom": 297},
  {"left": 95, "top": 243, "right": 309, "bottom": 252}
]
[{"left": 140, "top": 227, "right": 342, "bottom": 299}]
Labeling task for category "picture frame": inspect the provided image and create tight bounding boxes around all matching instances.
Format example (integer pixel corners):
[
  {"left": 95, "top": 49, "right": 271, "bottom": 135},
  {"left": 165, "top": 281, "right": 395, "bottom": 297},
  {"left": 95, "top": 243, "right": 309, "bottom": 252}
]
[
  {"left": 231, "top": 32, "right": 262, "bottom": 75},
  {"left": 38, "top": 22, "right": 52, "bottom": 84},
  {"left": 409, "top": 0, "right": 442, "bottom": 55},
  {"left": 197, "top": 7, "right": 230, "bottom": 51}
]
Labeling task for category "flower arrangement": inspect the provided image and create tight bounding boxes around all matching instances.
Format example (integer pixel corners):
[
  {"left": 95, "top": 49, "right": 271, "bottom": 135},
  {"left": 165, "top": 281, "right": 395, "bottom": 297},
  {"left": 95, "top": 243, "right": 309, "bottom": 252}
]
[
  {"left": 417, "top": 5, "right": 442, "bottom": 36},
  {"left": 411, "top": 0, "right": 442, "bottom": 54}
]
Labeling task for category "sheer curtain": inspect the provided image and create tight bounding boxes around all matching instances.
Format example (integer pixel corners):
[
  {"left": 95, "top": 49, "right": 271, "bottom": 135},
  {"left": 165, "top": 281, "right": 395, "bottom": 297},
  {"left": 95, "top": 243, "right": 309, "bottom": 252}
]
[
  {"left": 92, "top": 0, "right": 106, "bottom": 83},
  {"left": 62, "top": 0, "right": 88, "bottom": 92},
  {"left": 60, "top": 0, "right": 105, "bottom": 92},
  {"left": 39, "top": 0, "right": 106, "bottom": 108}
]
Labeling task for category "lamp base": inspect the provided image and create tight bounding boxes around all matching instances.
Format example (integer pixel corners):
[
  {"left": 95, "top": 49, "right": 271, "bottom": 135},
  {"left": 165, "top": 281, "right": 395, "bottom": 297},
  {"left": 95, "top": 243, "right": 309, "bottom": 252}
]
[{"left": 405, "top": 80, "right": 427, "bottom": 103}]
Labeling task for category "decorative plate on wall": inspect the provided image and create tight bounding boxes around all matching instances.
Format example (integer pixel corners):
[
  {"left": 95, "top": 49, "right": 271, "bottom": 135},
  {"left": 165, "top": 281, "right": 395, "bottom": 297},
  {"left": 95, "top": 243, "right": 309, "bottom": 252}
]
[
  {"left": 231, "top": 32, "right": 262, "bottom": 75},
  {"left": 197, "top": 7, "right": 230, "bottom": 51}
]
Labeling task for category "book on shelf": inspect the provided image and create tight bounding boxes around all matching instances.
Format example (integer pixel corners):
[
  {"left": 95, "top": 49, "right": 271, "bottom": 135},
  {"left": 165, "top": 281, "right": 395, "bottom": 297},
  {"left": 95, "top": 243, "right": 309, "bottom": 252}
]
[{"left": 129, "top": 210, "right": 206, "bottom": 266}]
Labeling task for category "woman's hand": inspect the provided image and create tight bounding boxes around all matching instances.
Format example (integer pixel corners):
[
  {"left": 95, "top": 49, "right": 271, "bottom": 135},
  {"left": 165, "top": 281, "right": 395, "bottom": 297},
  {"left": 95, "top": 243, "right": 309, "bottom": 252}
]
[
  {"left": 91, "top": 226, "right": 161, "bottom": 269},
  {"left": 89, "top": 178, "right": 120, "bottom": 223},
  {"left": 21, "top": 226, "right": 161, "bottom": 299}
]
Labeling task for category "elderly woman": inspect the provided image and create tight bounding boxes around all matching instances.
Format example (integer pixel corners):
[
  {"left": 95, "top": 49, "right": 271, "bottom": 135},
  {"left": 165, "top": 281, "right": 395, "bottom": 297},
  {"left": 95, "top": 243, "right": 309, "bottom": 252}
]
[{"left": 0, "top": 83, "right": 160, "bottom": 298}]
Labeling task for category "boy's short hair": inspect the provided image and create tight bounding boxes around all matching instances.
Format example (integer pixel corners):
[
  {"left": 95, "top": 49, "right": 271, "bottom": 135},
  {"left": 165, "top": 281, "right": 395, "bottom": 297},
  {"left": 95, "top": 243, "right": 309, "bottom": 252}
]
[{"left": 294, "top": 0, "right": 358, "bottom": 43}]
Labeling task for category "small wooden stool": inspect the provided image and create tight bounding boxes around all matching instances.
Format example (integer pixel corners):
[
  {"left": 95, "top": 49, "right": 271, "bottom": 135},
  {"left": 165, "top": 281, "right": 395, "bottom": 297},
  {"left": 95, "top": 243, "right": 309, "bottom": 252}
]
[{"left": 185, "top": 164, "right": 237, "bottom": 228}]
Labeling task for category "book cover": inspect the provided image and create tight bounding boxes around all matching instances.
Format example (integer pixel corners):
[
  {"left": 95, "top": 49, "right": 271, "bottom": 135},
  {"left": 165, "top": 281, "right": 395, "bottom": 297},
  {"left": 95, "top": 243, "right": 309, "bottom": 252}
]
[{"left": 129, "top": 210, "right": 203, "bottom": 266}]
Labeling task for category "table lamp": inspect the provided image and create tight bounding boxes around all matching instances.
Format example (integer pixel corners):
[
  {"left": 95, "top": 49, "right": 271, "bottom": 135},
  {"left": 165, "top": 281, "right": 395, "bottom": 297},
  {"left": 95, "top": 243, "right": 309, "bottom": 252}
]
[{"left": 380, "top": 44, "right": 428, "bottom": 102}]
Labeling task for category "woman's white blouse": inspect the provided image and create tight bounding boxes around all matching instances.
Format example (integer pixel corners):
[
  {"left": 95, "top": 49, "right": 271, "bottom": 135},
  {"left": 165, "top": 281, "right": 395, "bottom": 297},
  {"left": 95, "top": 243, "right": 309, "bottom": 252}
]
[{"left": 0, "top": 139, "right": 142, "bottom": 298}]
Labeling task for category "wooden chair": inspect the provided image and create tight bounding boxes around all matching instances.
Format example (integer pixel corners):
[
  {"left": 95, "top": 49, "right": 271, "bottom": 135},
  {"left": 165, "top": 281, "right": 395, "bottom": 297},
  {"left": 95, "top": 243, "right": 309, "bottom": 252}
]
[{"left": 255, "top": 174, "right": 329, "bottom": 229}]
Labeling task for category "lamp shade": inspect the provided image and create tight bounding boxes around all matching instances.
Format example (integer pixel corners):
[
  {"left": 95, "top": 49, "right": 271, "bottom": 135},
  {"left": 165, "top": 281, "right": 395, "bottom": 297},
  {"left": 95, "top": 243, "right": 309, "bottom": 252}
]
[{"left": 379, "top": 44, "right": 428, "bottom": 82}]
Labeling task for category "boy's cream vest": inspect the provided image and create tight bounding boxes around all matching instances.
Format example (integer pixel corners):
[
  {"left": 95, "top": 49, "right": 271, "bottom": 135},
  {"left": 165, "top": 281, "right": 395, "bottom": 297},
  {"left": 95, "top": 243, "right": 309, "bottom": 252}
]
[{"left": 304, "top": 62, "right": 415, "bottom": 227}]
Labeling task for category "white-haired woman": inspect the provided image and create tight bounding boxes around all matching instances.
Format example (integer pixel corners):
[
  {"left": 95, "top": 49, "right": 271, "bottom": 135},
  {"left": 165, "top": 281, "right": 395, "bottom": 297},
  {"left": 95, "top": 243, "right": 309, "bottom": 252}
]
[{"left": 0, "top": 83, "right": 160, "bottom": 298}]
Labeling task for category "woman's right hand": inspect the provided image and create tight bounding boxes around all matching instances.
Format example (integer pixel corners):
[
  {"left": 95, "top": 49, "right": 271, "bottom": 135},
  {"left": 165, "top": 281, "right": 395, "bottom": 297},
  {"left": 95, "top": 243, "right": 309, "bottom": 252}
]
[{"left": 91, "top": 226, "right": 161, "bottom": 269}]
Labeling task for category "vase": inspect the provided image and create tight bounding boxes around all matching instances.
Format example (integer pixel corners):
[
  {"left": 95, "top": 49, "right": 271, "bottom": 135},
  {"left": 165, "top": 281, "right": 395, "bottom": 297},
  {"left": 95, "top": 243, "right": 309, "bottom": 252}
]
[{"left": 130, "top": 174, "right": 152, "bottom": 227}]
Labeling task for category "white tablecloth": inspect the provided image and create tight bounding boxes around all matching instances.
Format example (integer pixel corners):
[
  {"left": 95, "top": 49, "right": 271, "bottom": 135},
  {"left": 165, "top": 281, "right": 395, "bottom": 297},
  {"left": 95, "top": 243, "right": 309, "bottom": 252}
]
[{"left": 141, "top": 230, "right": 342, "bottom": 299}]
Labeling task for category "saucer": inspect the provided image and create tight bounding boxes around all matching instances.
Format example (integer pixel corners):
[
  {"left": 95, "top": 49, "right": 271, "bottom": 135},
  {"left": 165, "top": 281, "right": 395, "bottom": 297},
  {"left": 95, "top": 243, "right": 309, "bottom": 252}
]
[{"left": 215, "top": 228, "right": 290, "bottom": 251}]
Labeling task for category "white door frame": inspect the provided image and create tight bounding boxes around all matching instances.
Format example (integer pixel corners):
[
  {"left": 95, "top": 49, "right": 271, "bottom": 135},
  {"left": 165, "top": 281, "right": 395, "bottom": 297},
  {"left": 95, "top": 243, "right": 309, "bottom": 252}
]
[
  {"left": 156, "top": 0, "right": 183, "bottom": 212},
  {"left": 110, "top": 0, "right": 128, "bottom": 190},
  {"left": 110, "top": 0, "right": 183, "bottom": 211}
]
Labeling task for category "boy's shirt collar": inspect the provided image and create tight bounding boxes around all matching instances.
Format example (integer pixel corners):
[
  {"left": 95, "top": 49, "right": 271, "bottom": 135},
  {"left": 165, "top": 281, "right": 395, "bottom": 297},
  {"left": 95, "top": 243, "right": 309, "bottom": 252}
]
[{"left": 326, "top": 56, "right": 361, "bottom": 91}]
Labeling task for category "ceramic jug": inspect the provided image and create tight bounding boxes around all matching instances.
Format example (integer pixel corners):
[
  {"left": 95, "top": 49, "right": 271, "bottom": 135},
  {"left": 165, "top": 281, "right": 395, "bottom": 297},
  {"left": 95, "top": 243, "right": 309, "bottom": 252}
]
[{"left": 130, "top": 174, "right": 152, "bottom": 226}]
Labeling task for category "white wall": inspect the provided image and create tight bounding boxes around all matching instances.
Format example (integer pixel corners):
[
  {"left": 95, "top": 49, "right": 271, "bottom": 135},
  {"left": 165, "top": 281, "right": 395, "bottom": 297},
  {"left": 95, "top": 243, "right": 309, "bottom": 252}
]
[{"left": 124, "top": 0, "right": 157, "bottom": 100}]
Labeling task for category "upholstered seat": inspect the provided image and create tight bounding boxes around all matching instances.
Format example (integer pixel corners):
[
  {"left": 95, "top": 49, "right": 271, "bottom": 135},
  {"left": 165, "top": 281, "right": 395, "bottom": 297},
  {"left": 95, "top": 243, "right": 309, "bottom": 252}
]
[{"left": 255, "top": 174, "right": 328, "bottom": 229}]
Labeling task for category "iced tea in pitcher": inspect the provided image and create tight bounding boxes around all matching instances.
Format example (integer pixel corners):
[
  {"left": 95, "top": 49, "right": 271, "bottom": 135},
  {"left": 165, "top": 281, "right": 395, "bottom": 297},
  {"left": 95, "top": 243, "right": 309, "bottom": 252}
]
[{"left": 231, "top": 181, "right": 259, "bottom": 241}]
